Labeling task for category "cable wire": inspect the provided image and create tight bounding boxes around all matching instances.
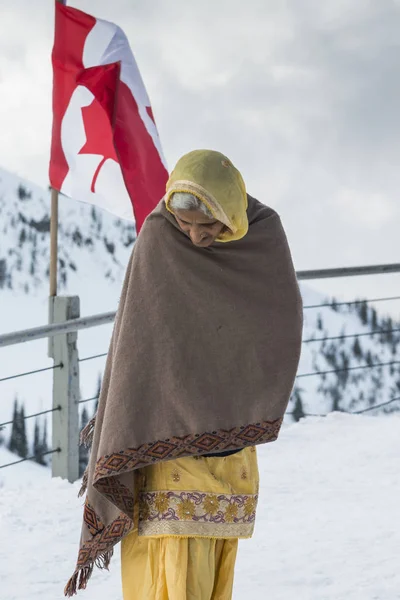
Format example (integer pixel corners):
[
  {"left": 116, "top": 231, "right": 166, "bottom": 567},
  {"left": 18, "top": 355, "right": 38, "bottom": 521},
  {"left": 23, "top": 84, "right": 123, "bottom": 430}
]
[
  {"left": 77, "top": 396, "right": 98, "bottom": 405},
  {"left": 0, "top": 447, "right": 61, "bottom": 470},
  {"left": 286, "top": 396, "right": 400, "bottom": 417},
  {"left": 296, "top": 360, "right": 400, "bottom": 379},
  {"left": 0, "top": 363, "right": 62, "bottom": 384},
  {"left": 352, "top": 397, "right": 400, "bottom": 414},
  {"left": 0, "top": 405, "right": 62, "bottom": 429},
  {"left": 303, "top": 327, "right": 400, "bottom": 344},
  {"left": 79, "top": 353, "right": 107, "bottom": 363},
  {"left": 303, "top": 295, "right": 400, "bottom": 310}
]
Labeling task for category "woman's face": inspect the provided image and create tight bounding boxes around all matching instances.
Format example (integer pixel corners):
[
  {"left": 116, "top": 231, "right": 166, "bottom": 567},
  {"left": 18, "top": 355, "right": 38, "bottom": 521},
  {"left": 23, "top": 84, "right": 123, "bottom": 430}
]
[{"left": 174, "top": 209, "right": 225, "bottom": 247}]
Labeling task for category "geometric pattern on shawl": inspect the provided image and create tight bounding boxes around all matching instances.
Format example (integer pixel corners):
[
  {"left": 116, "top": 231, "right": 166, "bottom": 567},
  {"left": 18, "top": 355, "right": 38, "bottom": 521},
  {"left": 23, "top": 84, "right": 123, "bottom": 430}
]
[{"left": 94, "top": 417, "right": 283, "bottom": 481}]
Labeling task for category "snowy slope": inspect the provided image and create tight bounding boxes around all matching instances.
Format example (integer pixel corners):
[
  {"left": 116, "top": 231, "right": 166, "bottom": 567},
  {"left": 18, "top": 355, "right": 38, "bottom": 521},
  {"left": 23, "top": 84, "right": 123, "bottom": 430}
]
[
  {"left": 0, "top": 165, "right": 135, "bottom": 294},
  {"left": 0, "top": 446, "right": 49, "bottom": 487},
  {"left": 1, "top": 414, "right": 399, "bottom": 600},
  {"left": 287, "top": 286, "right": 400, "bottom": 420}
]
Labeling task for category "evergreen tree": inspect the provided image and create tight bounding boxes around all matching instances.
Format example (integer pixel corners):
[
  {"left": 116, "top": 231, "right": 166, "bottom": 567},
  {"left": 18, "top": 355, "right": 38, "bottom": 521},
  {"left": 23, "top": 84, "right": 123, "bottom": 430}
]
[
  {"left": 79, "top": 407, "right": 90, "bottom": 477},
  {"left": 8, "top": 399, "right": 28, "bottom": 458},
  {"left": 291, "top": 388, "right": 306, "bottom": 422},
  {"left": 386, "top": 317, "right": 393, "bottom": 343},
  {"left": 33, "top": 418, "right": 41, "bottom": 463},
  {"left": 33, "top": 418, "right": 48, "bottom": 466},
  {"left": 338, "top": 351, "right": 350, "bottom": 386},
  {"left": 19, "top": 228, "right": 26, "bottom": 247},
  {"left": 330, "top": 385, "right": 342, "bottom": 412},
  {"left": 0, "top": 258, "right": 6, "bottom": 289},
  {"left": 18, "top": 405, "right": 28, "bottom": 459},
  {"left": 360, "top": 300, "right": 368, "bottom": 326},
  {"left": 8, "top": 398, "right": 19, "bottom": 454},
  {"left": 30, "top": 234, "right": 37, "bottom": 277},
  {"left": 353, "top": 336, "right": 362, "bottom": 359},
  {"left": 41, "top": 419, "right": 49, "bottom": 465},
  {"left": 17, "top": 184, "right": 31, "bottom": 200},
  {"left": 371, "top": 308, "right": 378, "bottom": 330},
  {"left": 317, "top": 314, "right": 323, "bottom": 331}
]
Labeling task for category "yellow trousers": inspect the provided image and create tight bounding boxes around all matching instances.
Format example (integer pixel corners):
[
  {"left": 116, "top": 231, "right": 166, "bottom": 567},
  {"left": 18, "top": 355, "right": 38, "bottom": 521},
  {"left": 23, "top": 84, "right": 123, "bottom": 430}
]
[
  {"left": 121, "top": 536, "right": 238, "bottom": 600},
  {"left": 121, "top": 447, "right": 259, "bottom": 600}
]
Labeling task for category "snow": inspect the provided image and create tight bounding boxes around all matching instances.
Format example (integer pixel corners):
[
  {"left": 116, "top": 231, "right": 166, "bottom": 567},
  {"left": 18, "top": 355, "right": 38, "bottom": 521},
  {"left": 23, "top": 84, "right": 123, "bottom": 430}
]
[{"left": 1, "top": 413, "right": 399, "bottom": 600}]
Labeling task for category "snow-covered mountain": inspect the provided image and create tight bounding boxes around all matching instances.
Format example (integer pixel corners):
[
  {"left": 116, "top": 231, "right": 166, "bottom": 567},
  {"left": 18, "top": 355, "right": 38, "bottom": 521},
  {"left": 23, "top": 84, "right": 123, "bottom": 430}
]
[
  {"left": 290, "top": 287, "right": 400, "bottom": 418},
  {"left": 0, "top": 166, "right": 135, "bottom": 294},
  {"left": 0, "top": 166, "right": 399, "bottom": 464}
]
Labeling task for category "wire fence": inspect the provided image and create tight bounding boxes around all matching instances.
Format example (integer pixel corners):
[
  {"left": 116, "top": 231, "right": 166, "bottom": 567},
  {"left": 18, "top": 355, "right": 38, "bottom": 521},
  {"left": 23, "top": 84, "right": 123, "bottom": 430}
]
[{"left": 1, "top": 290, "right": 400, "bottom": 471}]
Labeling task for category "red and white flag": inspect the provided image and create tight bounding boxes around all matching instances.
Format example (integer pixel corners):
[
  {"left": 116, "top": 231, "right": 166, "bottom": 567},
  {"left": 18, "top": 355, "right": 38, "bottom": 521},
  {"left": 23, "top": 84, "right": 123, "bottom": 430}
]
[{"left": 49, "top": 2, "right": 168, "bottom": 231}]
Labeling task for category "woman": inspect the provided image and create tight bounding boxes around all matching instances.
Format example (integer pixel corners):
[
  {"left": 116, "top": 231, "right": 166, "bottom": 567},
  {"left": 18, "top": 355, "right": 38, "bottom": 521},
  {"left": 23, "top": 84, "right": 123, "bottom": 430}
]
[{"left": 65, "top": 150, "right": 303, "bottom": 599}]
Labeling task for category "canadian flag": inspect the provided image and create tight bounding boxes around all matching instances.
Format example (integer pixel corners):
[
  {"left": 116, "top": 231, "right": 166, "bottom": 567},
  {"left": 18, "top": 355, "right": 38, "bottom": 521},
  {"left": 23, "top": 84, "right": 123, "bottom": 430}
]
[{"left": 49, "top": 2, "right": 168, "bottom": 231}]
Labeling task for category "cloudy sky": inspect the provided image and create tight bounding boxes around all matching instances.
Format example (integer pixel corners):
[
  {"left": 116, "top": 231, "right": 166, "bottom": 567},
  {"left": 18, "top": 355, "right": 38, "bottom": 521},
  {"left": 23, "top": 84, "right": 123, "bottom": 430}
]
[{"left": 0, "top": 0, "right": 399, "bottom": 308}]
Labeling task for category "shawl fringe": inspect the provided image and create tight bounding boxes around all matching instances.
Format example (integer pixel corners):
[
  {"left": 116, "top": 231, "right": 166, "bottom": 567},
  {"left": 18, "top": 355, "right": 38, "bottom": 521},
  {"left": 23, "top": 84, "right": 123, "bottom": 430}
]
[
  {"left": 78, "top": 415, "right": 96, "bottom": 497},
  {"left": 64, "top": 549, "right": 113, "bottom": 597},
  {"left": 77, "top": 467, "right": 88, "bottom": 498},
  {"left": 80, "top": 415, "right": 96, "bottom": 448}
]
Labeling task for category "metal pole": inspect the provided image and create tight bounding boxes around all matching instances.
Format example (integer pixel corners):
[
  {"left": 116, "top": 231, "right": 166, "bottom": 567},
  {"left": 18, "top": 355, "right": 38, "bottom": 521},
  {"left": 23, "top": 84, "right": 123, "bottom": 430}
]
[
  {"left": 0, "top": 311, "right": 116, "bottom": 348},
  {"left": 297, "top": 263, "right": 400, "bottom": 281}
]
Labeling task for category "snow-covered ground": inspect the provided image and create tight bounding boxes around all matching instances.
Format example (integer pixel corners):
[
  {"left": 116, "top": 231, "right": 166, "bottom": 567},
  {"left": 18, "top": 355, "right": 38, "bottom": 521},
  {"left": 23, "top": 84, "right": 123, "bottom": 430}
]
[{"left": 1, "top": 413, "right": 399, "bottom": 600}]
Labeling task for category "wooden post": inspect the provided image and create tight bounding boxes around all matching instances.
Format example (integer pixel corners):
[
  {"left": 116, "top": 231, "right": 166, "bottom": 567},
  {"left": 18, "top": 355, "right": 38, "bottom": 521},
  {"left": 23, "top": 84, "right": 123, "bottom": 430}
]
[{"left": 49, "top": 295, "right": 80, "bottom": 482}]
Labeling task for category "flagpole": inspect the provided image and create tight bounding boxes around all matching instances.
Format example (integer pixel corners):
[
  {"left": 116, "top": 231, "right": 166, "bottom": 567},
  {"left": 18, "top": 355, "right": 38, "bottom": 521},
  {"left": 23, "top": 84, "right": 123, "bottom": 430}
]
[
  {"left": 49, "top": 0, "right": 65, "bottom": 297},
  {"left": 50, "top": 188, "right": 58, "bottom": 297}
]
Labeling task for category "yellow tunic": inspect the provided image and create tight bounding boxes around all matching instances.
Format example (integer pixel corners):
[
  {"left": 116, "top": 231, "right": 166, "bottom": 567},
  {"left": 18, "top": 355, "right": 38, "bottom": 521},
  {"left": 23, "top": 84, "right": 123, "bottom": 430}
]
[{"left": 121, "top": 446, "right": 259, "bottom": 600}]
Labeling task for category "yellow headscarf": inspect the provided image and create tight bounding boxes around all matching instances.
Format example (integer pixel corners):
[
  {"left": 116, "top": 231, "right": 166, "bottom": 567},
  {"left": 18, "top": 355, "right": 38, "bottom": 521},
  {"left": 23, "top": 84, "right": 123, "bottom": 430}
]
[{"left": 165, "top": 149, "right": 248, "bottom": 242}]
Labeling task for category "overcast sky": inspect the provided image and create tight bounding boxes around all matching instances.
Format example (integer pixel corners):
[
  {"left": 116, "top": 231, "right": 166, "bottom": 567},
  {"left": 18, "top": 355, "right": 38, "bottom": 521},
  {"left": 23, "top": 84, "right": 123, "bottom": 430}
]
[{"left": 0, "top": 0, "right": 399, "bottom": 310}]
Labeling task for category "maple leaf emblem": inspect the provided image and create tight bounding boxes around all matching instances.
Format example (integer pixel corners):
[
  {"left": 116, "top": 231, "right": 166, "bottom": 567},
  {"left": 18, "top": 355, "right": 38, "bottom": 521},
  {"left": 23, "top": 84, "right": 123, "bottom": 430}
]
[{"left": 78, "top": 98, "right": 118, "bottom": 193}]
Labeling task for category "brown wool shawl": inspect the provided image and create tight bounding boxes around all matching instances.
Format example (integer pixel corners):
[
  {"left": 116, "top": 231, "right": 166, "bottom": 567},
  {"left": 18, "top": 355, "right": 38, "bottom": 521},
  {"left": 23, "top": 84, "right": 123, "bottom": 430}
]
[{"left": 65, "top": 195, "right": 303, "bottom": 596}]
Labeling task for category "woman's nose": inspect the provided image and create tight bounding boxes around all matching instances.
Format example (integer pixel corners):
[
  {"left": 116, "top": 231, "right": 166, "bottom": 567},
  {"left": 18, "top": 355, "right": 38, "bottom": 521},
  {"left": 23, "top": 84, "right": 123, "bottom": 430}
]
[{"left": 189, "top": 227, "right": 206, "bottom": 244}]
